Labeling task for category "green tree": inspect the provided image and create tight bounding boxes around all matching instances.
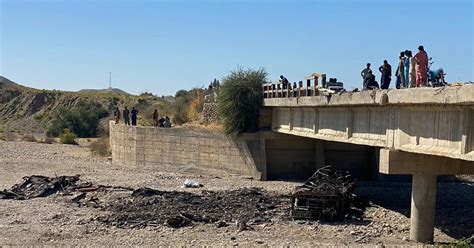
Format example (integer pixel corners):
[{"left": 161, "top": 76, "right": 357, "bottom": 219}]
[
  {"left": 47, "top": 100, "right": 109, "bottom": 137},
  {"left": 218, "top": 67, "right": 267, "bottom": 135}
]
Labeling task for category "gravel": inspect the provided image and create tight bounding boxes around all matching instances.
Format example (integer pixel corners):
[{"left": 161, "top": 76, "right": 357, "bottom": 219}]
[{"left": 0, "top": 140, "right": 472, "bottom": 246}]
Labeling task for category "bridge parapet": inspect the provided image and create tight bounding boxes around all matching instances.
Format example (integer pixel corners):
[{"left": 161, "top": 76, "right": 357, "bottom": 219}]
[{"left": 263, "top": 84, "right": 474, "bottom": 106}]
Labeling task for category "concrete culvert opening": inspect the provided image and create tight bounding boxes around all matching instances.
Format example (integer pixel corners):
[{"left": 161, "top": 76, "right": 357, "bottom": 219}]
[{"left": 265, "top": 137, "right": 379, "bottom": 181}]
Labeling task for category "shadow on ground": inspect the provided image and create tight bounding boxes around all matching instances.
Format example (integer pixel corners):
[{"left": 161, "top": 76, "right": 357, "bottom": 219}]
[{"left": 354, "top": 179, "right": 474, "bottom": 240}]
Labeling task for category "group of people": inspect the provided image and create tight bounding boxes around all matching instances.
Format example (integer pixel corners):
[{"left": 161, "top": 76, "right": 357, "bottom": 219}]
[
  {"left": 114, "top": 106, "right": 138, "bottom": 126},
  {"left": 113, "top": 107, "right": 171, "bottom": 128},
  {"left": 361, "top": 45, "right": 430, "bottom": 90},
  {"left": 152, "top": 109, "right": 171, "bottom": 128}
]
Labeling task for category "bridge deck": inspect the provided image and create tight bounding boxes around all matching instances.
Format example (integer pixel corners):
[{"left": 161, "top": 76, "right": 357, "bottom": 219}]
[{"left": 263, "top": 85, "right": 474, "bottom": 161}]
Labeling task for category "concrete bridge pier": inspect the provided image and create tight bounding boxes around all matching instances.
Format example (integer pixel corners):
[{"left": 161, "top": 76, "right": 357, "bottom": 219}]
[
  {"left": 380, "top": 149, "right": 474, "bottom": 243},
  {"left": 410, "top": 173, "right": 437, "bottom": 243}
]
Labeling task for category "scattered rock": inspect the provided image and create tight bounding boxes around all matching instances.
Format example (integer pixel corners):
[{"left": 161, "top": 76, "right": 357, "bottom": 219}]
[
  {"left": 215, "top": 221, "right": 228, "bottom": 228},
  {"left": 255, "top": 239, "right": 264, "bottom": 244}
]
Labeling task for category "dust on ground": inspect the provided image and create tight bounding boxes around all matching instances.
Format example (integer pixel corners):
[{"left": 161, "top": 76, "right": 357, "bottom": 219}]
[{"left": 0, "top": 140, "right": 473, "bottom": 246}]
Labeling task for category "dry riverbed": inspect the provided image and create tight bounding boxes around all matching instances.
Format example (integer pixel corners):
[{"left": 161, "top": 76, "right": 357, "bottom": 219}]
[{"left": 0, "top": 140, "right": 472, "bottom": 246}]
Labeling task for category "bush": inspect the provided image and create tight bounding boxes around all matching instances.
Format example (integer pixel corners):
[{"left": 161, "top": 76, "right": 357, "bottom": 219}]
[
  {"left": 172, "top": 96, "right": 190, "bottom": 125},
  {"left": 456, "top": 235, "right": 474, "bottom": 247},
  {"left": 170, "top": 88, "right": 207, "bottom": 125},
  {"left": 187, "top": 89, "right": 205, "bottom": 121},
  {"left": 0, "top": 132, "right": 17, "bottom": 141},
  {"left": 59, "top": 129, "right": 77, "bottom": 144},
  {"left": 218, "top": 67, "right": 267, "bottom": 135},
  {"left": 47, "top": 100, "right": 108, "bottom": 137},
  {"left": 33, "top": 113, "right": 43, "bottom": 120},
  {"left": 90, "top": 136, "right": 111, "bottom": 156}
]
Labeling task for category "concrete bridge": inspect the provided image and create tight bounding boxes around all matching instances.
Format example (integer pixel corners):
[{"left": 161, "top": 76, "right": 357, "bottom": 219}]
[{"left": 261, "top": 83, "right": 474, "bottom": 243}]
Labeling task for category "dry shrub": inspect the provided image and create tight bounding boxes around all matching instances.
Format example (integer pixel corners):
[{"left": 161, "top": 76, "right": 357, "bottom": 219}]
[
  {"left": 59, "top": 129, "right": 77, "bottom": 145},
  {"left": 0, "top": 132, "right": 17, "bottom": 141},
  {"left": 90, "top": 136, "right": 111, "bottom": 157},
  {"left": 187, "top": 89, "right": 205, "bottom": 121},
  {"left": 21, "top": 134, "right": 37, "bottom": 142}
]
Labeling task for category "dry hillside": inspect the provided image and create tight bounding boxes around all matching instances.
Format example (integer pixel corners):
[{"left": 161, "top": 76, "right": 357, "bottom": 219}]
[{"left": 0, "top": 76, "right": 168, "bottom": 135}]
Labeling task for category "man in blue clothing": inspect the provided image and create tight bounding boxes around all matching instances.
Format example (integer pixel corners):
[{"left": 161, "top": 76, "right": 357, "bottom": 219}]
[
  {"left": 403, "top": 50, "right": 410, "bottom": 88},
  {"left": 131, "top": 107, "right": 138, "bottom": 126}
]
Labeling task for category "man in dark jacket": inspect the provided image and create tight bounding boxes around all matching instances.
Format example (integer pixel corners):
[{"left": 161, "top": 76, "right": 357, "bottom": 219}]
[
  {"left": 361, "top": 63, "right": 372, "bottom": 90},
  {"left": 123, "top": 106, "right": 130, "bottom": 125},
  {"left": 280, "top": 75, "right": 289, "bottom": 89},
  {"left": 379, "top": 60, "right": 392, "bottom": 89},
  {"left": 131, "top": 107, "right": 138, "bottom": 126}
]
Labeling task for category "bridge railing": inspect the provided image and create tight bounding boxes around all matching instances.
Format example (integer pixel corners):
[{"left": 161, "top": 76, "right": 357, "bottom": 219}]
[{"left": 262, "top": 73, "right": 326, "bottom": 98}]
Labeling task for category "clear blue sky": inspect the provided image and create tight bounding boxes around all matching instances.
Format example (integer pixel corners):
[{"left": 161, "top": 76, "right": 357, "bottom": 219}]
[{"left": 1, "top": 0, "right": 473, "bottom": 96}]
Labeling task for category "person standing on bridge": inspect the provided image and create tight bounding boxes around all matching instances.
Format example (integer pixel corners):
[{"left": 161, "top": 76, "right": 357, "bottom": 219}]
[
  {"left": 414, "top": 45, "right": 429, "bottom": 87},
  {"left": 408, "top": 51, "right": 417, "bottom": 88},
  {"left": 361, "top": 63, "right": 372, "bottom": 90},
  {"left": 395, "top": 55, "right": 404, "bottom": 89},
  {"left": 403, "top": 50, "right": 410, "bottom": 88},
  {"left": 152, "top": 109, "right": 159, "bottom": 127},
  {"left": 123, "top": 106, "right": 130, "bottom": 126},
  {"left": 114, "top": 107, "right": 120, "bottom": 125},
  {"left": 279, "top": 75, "right": 289, "bottom": 89},
  {"left": 131, "top": 107, "right": 138, "bottom": 126},
  {"left": 379, "top": 60, "right": 392, "bottom": 89}
]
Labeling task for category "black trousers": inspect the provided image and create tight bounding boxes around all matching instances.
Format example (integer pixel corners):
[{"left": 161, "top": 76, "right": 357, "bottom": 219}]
[
  {"left": 381, "top": 76, "right": 391, "bottom": 89},
  {"left": 131, "top": 116, "right": 137, "bottom": 126}
]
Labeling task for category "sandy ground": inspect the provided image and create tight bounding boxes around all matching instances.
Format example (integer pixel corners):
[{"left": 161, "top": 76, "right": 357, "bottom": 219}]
[{"left": 0, "top": 140, "right": 473, "bottom": 246}]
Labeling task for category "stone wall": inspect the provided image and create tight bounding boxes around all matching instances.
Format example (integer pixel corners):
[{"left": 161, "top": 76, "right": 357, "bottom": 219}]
[
  {"left": 202, "top": 103, "right": 218, "bottom": 123},
  {"left": 109, "top": 122, "right": 261, "bottom": 178}
]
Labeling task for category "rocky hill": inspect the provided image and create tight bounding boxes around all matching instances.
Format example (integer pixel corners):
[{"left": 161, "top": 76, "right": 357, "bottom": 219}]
[
  {"left": 78, "top": 87, "right": 131, "bottom": 95},
  {"left": 0, "top": 76, "right": 166, "bottom": 135},
  {"left": 0, "top": 76, "right": 18, "bottom": 86}
]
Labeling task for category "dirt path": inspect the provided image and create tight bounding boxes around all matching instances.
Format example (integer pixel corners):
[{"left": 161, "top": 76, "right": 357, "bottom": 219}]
[{"left": 0, "top": 140, "right": 472, "bottom": 246}]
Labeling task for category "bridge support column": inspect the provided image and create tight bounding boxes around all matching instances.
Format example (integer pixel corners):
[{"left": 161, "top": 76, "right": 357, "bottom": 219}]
[
  {"left": 380, "top": 149, "right": 474, "bottom": 243},
  {"left": 410, "top": 173, "right": 437, "bottom": 243}
]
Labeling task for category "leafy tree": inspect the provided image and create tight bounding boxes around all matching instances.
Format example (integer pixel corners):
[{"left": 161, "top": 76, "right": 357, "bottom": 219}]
[
  {"left": 218, "top": 67, "right": 267, "bottom": 135},
  {"left": 175, "top": 90, "right": 189, "bottom": 98},
  {"left": 47, "top": 100, "right": 109, "bottom": 137}
]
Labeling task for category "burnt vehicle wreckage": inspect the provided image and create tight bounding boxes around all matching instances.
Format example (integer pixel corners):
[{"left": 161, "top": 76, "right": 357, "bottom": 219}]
[
  {"left": 1, "top": 169, "right": 359, "bottom": 229},
  {"left": 291, "top": 166, "right": 356, "bottom": 221}
]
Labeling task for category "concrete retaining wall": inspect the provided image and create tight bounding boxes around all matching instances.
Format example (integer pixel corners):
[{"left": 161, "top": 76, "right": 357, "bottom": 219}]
[
  {"left": 110, "top": 122, "right": 381, "bottom": 181},
  {"left": 109, "top": 122, "right": 261, "bottom": 178}
]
